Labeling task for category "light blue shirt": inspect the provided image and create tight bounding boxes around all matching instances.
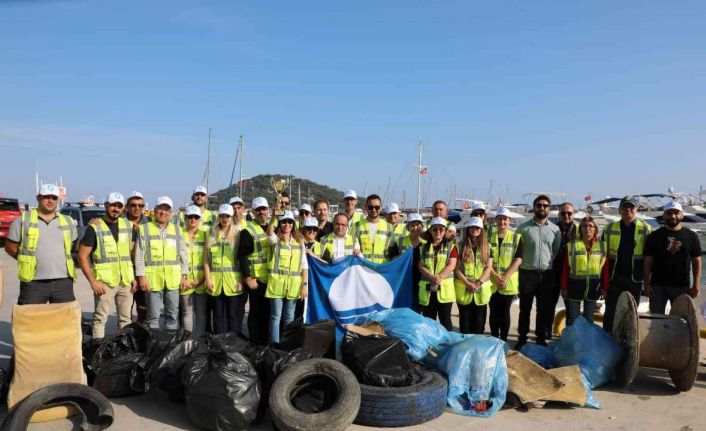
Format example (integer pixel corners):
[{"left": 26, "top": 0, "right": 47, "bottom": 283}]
[{"left": 517, "top": 218, "right": 561, "bottom": 270}]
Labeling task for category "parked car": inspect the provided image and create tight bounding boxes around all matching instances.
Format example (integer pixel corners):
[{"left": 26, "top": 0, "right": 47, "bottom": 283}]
[
  {"left": 0, "top": 197, "right": 22, "bottom": 245},
  {"left": 59, "top": 203, "right": 105, "bottom": 258}
]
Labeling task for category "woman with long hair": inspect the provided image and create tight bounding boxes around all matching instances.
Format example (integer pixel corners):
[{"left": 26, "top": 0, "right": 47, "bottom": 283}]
[
  {"left": 418, "top": 217, "right": 457, "bottom": 331},
  {"left": 180, "top": 205, "right": 208, "bottom": 334},
  {"left": 454, "top": 217, "right": 493, "bottom": 334}
]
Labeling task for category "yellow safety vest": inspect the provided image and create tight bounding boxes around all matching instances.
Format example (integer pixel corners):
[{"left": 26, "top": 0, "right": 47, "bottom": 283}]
[
  {"left": 455, "top": 245, "right": 493, "bottom": 306},
  {"left": 179, "top": 208, "right": 216, "bottom": 227},
  {"left": 91, "top": 218, "right": 134, "bottom": 288},
  {"left": 353, "top": 219, "right": 392, "bottom": 264},
  {"left": 266, "top": 239, "right": 304, "bottom": 300},
  {"left": 208, "top": 233, "right": 243, "bottom": 296},
  {"left": 396, "top": 235, "right": 426, "bottom": 255},
  {"left": 567, "top": 240, "right": 607, "bottom": 301},
  {"left": 388, "top": 222, "right": 407, "bottom": 247},
  {"left": 419, "top": 242, "right": 456, "bottom": 306},
  {"left": 320, "top": 233, "right": 355, "bottom": 262},
  {"left": 140, "top": 221, "right": 182, "bottom": 292},
  {"left": 17, "top": 210, "right": 76, "bottom": 282},
  {"left": 604, "top": 219, "right": 651, "bottom": 282},
  {"left": 489, "top": 229, "right": 521, "bottom": 295},
  {"left": 347, "top": 211, "right": 363, "bottom": 226},
  {"left": 304, "top": 241, "right": 322, "bottom": 257},
  {"left": 244, "top": 221, "right": 271, "bottom": 282},
  {"left": 181, "top": 227, "right": 208, "bottom": 295}
]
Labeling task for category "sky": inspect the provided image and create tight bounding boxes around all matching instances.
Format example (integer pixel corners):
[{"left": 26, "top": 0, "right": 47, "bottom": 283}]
[{"left": 1, "top": 0, "right": 705, "bottom": 209}]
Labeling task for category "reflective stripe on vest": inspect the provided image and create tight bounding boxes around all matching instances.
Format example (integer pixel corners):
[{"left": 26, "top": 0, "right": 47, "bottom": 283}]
[
  {"left": 454, "top": 245, "right": 493, "bottom": 306},
  {"left": 18, "top": 210, "right": 76, "bottom": 282},
  {"left": 245, "top": 221, "right": 271, "bottom": 282},
  {"left": 490, "top": 229, "right": 520, "bottom": 295},
  {"left": 140, "top": 221, "right": 181, "bottom": 291},
  {"left": 208, "top": 234, "right": 242, "bottom": 296},
  {"left": 320, "top": 233, "right": 355, "bottom": 261},
  {"left": 567, "top": 240, "right": 606, "bottom": 301},
  {"left": 397, "top": 235, "right": 426, "bottom": 255},
  {"left": 604, "top": 219, "right": 650, "bottom": 282},
  {"left": 419, "top": 242, "right": 456, "bottom": 306},
  {"left": 92, "top": 218, "right": 134, "bottom": 288},
  {"left": 181, "top": 227, "right": 208, "bottom": 295},
  {"left": 354, "top": 219, "right": 392, "bottom": 263},
  {"left": 266, "top": 239, "right": 303, "bottom": 300}
]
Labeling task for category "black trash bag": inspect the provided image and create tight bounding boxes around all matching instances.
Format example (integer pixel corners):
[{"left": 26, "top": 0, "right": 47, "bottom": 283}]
[
  {"left": 148, "top": 330, "right": 199, "bottom": 402},
  {"left": 90, "top": 323, "right": 152, "bottom": 397},
  {"left": 341, "top": 331, "right": 421, "bottom": 387},
  {"left": 131, "top": 328, "right": 191, "bottom": 394},
  {"left": 182, "top": 334, "right": 261, "bottom": 430},
  {"left": 278, "top": 319, "right": 335, "bottom": 359}
]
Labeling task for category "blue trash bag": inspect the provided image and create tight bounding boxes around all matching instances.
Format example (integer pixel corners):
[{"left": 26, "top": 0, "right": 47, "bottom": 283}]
[
  {"left": 428, "top": 335, "right": 508, "bottom": 418},
  {"left": 519, "top": 343, "right": 559, "bottom": 369},
  {"left": 582, "top": 371, "right": 601, "bottom": 409},
  {"left": 552, "top": 316, "right": 623, "bottom": 388},
  {"left": 700, "top": 301, "right": 706, "bottom": 321},
  {"left": 350, "top": 308, "right": 450, "bottom": 361}
]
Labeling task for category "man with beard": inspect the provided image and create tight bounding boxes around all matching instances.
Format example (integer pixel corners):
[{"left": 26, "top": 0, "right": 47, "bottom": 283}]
[
  {"left": 548, "top": 202, "right": 580, "bottom": 339},
  {"left": 643, "top": 201, "right": 701, "bottom": 313},
  {"left": 515, "top": 194, "right": 561, "bottom": 348},
  {"left": 180, "top": 186, "right": 215, "bottom": 228},
  {"left": 314, "top": 199, "right": 333, "bottom": 241}
]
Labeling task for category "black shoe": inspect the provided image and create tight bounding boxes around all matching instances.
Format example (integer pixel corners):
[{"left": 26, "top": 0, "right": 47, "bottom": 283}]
[
  {"left": 536, "top": 339, "right": 548, "bottom": 347},
  {"left": 514, "top": 339, "right": 527, "bottom": 350}
]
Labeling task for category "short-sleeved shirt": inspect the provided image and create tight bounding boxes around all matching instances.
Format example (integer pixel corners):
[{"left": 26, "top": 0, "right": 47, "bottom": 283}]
[
  {"left": 644, "top": 227, "right": 702, "bottom": 287},
  {"left": 80, "top": 219, "right": 120, "bottom": 254},
  {"left": 8, "top": 213, "right": 77, "bottom": 280}
]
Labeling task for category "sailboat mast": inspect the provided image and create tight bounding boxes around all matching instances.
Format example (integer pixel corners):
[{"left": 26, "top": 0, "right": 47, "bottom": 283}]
[
  {"left": 202, "top": 128, "right": 211, "bottom": 190},
  {"left": 238, "top": 135, "right": 244, "bottom": 198},
  {"left": 416, "top": 138, "right": 422, "bottom": 212}
]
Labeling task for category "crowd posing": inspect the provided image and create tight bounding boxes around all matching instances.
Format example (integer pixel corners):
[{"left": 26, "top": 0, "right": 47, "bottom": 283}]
[{"left": 2, "top": 184, "right": 702, "bottom": 349}]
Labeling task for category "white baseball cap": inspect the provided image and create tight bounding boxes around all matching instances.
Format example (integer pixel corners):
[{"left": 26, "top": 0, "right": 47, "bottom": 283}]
[
  {"left": 193, "top": 185, "right": 208, "bottom": 195},
  {"left": 495, "top": 207, "right": 511, "bottom": 218},
  {"left": 663, "top": 201, "right": 683, "bottom": 212},
  {"left": 104, "top": 192, "right": 125, "bottom": 205},
  {"left": 343, "top": 190, "right": 358, "bottom": 200},
  {"left": 252, "top": 197, "right": 268, "bottom": 210},
  {"left": 218, "top": 204, "right": 234, "bottom": 216},
  {"left": 406, "top": 213, "right": 424, "bottom": 224},
  {"left": 127, "top": 191, "right": 144, "bottom": 200},
  {"left": 299, "top": 203, "right": 312, "bottom": 213},
  {"left": 229, "top": 196, "right": 244, "bottom": 205},
  {"left": 155, "top": 196, "right": 174, "bottom": 209},
  {"left": 429, "top": 217, "right": 447, "bottom": 228},
  {"left": 471, "top": 203, "right": 486, "bottom": 212},
  {"left": 302, "top": 217, "right": 319, "bottom": 229},
  {"left": 465, "top": 216, "right": 484, "bottom": 229},
  {"left": 185, "top": 205, "right": 201, "bottom": 217},
  {"left": 279, "top": 210, "right": 295, "bottom": 221},
  {"left": 447, "top": 224, "right": 457, "bottom": 232},
  {"left": 38, "top": 183, "right": 59, "bottom": 197},
  {"left": 385, "top": 203, "right": 400, "bottom": 214}
]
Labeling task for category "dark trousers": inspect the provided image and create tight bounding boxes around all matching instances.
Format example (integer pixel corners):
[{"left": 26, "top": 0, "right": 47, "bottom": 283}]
[
  {"left": 603, "top": 273, "right": 642, "bottom": 333},
  {"left": 18, "top": 278, "right": 74, "bottom": 305},
  {"left": 649, "top": 284, "right": 688, "bottom": 314},
  {"left": 422, "top": 293, "right": 453, "bottom": 331},
  {"left": 247, "top": 281, "right": 271, "bottom": 345},
  {"left": 133, "top": 289, "right": 148, "bottom": 323},
  {"left": 293, "top": 299, "right": 305, "bottom": 322},
  {"left": 458, "top": 301, "right": 487, "bottom": 334},
  {"left": 518, "top": 269, "right": 556, "bottom": 344},
  {"left": 489, "top": 292, "right": 514, "bottom": 340},
  {"left": 210, "top": 292, "right": 246, "bottom": 335}
]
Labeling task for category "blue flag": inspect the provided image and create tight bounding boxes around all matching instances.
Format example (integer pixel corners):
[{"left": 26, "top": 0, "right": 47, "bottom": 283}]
[{"left": 306, "top": 249, "right": 413, "bottom": 331}]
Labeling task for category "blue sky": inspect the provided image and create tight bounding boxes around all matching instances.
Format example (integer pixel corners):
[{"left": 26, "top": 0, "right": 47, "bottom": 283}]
[{"left": 1, "top": 1, "right": 705, "bottom": 208}]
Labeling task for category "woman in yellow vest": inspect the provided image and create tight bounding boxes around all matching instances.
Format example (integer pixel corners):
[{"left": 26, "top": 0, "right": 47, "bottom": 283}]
[
  {"left": 388, "top": 213, "right": 427, "bottom": 312},
  {"left": 266, "top": 210, "right": 308, "bottom": 342},
  {"left": 180, "top": 205, "right": 208, "bottom": 334},
  {"left": 454, "top": 216, "right": 493, "bottom": 334},
  {"left": 204, "top": 204, "right": 245, "bottom": 335},
  {"left": 418, "top": 217, "right": 457, "bottom": 331},
  {"left": 560, "top": 216, "right": 610, "bottom": 325},
  {"left": 488, "top": 207, "right": 523, "bottom": 341}
]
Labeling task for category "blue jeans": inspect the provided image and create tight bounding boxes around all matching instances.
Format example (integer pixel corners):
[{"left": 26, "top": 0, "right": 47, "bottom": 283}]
[
  {"left": 566, "top": 299, "right": 597, "bottom": 326},
  {"left": 147, "top": 289, "right": 180, "bottom": 330},
  {"left": 269, "top": 298, "right": 296, "bottom": 342}
]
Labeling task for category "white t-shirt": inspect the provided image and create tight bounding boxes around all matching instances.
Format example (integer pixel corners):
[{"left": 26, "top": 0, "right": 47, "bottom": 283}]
[
  {"left": 331, "top": 235, "right": 361, "bottom": 262},
  {"left": 367, "top": 221, "right": 378, "bottom": 245}
]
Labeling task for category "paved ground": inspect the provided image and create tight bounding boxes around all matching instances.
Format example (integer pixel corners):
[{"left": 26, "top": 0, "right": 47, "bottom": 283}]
[{"left": 0, "top": 250, "right": 704, "bottom": 430}]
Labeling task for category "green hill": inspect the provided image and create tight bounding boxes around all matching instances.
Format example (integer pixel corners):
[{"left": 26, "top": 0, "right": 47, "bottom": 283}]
[{"left": 209, "top": 174, "right": 345, "bottom": 209}]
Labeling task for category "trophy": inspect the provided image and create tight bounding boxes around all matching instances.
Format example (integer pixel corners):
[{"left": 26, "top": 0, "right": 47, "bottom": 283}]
[{"left": 271, "top": 177, "right": 289, "bottom": 216}]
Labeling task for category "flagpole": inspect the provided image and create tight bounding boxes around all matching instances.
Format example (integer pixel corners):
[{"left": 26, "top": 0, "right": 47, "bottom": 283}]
[{"left": 416, "top": 137, "right": 422, "bottom": 212}]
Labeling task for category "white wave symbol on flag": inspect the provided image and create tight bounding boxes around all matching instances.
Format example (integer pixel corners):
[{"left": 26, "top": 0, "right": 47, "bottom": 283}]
[{"left": 328, "top": 265, "right": 394, "bottom": 320}]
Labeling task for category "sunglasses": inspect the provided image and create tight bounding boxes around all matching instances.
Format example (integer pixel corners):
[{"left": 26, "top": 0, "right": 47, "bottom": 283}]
[
  {"left": 186, "top": 215, "right": 201, "bottom": 220},
  {"left": 280, "top": 219, "right": 294, "bottom": 224},
  {"left": 367, "top": 205, "right": 381, "bottom": 210},
  {"left": 535, "top": 204, "right": 550, "bottom": 208},
  {"left": 303, "top": 228, "right": 318, "bottom": 233},
  {"left": 471, "top": 212, "right": 483, "bottom": 217},
  {"left": 559, "top": 211, "right": 573, "bottom": 216},
  {"left": 281, "top": 201, "right": 290, "bottom": 206},
  {"left": 430, "top": 227, "right": 445, "bottom": 232},
  {"left": 129, "top": 203, "right": 145, "bottom": 208}
]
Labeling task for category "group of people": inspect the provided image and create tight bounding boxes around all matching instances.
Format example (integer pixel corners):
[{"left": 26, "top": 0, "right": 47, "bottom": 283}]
[{"left": 2, "top": 184, "right": 702, "bottom": 350}]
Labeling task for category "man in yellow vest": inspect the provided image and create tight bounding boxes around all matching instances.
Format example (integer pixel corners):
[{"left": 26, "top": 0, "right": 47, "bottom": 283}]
[
  {"left": 343, "top": 190, "right": 363, "bottom": 228},
  {"left": 77, "top": 193, "right": 135, "bottom": 340},
  {"left": 229, "top": 196, "right": 248, "bottom": 229},
  {"left": 135, "top": 196, "right": 190, "bottom": 330},
  {"left": 601, "top": 196, "right": 652, "bottom": 332},
  {"left": 236, "top": 197, "right": 272, "bottom": 345},
  {"left": 385, "top": 202, "right": 406, "bottom": 245},
  {"left": 5, "top": 183, "right": 77, "bottom": 304},
  {"left": 179, "top": 186, "right": 216, "bottom": 228},
  {"left": 320, "top": 213, "right": 361, "bottom": 263},
  {"left": 125, "top": 190, "right": 150, "bottom": 323},
  {"left": 351, "top": 194, "right": 392, "bottom": 264}
]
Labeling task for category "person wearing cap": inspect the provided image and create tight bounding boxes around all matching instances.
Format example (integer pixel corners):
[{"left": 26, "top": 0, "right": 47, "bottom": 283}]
[
  {"left": 560, "top": 216, "right": 610, "bottom": 326},
  {"left": 384, "top": 203, "right": 406, "bottom": 245},
  {"left": 343, "top": 190, "right": 363, "bottom": 228},
  {"left": 488, "top": 207, "right": 523, "bottom": 341},
  {"left": 296, "top": 203, "right": 313, "bottom": 230},
  {"left": 470, "top": 203, "right": 488, "bottom": 229},
  {"left": 179, "top": 186, "right": 215, "bottom": 228},
  {"left": 5, "top": 184, "right": 78, "bottom": 304},
  {"left": 320, "top": 213, "right": 361, "bottom": 263},
  {"left": 78, "top": 193, "right": 135, "bottom": 340},
  {"left": 265, "top": 210, "right": 309, "bottom": 342},
  {"left": 445, "top": 224, "right": 457, "bottom": 243},
  {"left": 425, "top": 200, "right": 450, "bottom": 229},
  {"left": 515, "top": 194, "right": 561, "bottom": 349},
  {"left": 454, "top": 217, "right": 493, "bottom": 334},
  {"left": 125, "top": 191, "right": 150, "bottom": 323},
  {"left": 237, "top": 197, "right": 273, "bottom": 345},
  {"left": 135, "top": 196, "right": 190, "bottom": 330},
  {"left": 204, "top": 204, "right": 245, "bottom": 335},
  {"left": 643, "top": 201, "right": 701, "bottom": 313},
  {"left": 179, "top": 205, "right": 209, "bottom": 333},
  {"left": 389, "top": 213, "right": 427, "bottom": 311},
  {"left": 351, "top": 194, "right": 393, "bottom": 264},
  {"left": 229, "top": 196, "right": 248, "bottom": 229},
  {"left": 301, "top": 217, "right": 322, "bottom": 257},
  {"left": 418, "top": 217, "right": 457, "bottom": 330},
  {"left": 313, "top": 199, "right": 333, "bottom": 241},
  {"left": 601, "top": 195, "right": 652, "bottom": 332}
]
